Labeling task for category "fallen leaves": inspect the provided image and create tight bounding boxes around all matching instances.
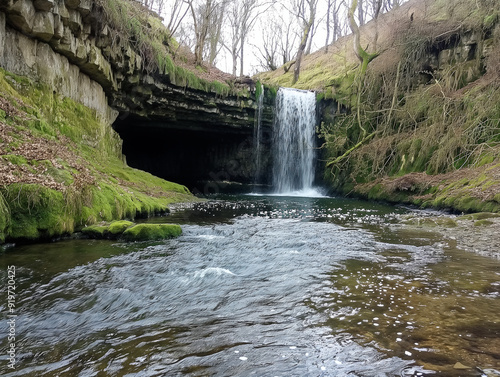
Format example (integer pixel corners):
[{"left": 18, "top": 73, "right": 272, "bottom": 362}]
[{"left": 0, "top": 122, "right": 96, "bottom": 192}]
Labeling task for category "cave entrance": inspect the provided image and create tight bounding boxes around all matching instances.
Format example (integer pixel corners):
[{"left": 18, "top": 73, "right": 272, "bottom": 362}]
[{"left": 113, "top": 117, "right": 270, "bottom": 194}]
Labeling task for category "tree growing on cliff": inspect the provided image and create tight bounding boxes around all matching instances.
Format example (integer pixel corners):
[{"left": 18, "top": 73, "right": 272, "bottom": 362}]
[{"left": 184, "top": 0, "right": 227, "bottom": 66}]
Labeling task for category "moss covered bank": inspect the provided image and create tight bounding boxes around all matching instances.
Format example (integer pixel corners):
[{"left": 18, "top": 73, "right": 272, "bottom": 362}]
[{"left": 0, "top": 68, "right": 193, "bottom": 243}]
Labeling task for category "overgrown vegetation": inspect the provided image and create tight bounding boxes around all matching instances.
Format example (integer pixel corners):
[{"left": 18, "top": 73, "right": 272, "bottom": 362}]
[
  {"left": 0, "top": 68, "right": 194, "bottom": 243},
  {"left": 93, "top": 0, "right": 233, "bottom": 95},
  {"left": 260, "top": 0, "right": 500, "bottom": 212}
]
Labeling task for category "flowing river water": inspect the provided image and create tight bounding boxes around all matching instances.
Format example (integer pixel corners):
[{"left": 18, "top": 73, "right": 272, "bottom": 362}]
[{"left": 1, "top": 194, "right": 499, "bottom": 376}]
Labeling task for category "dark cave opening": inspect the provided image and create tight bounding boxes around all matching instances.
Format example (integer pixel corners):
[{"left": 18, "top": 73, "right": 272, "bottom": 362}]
[{"left": 113, "top": 117, "right": 272, "bottom": 194}]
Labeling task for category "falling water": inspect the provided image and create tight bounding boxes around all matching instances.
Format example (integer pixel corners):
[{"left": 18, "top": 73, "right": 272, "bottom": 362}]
[
  {"left": 253, "top": 87, "right": 265, "bottom": 186},
  {"left": 272, "top": 87, "right": 317, "bottom": 194}
]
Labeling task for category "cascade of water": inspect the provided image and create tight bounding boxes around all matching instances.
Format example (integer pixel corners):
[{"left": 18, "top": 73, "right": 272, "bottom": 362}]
[
  {"left": 272, "top": 87, "right": 317, "bottom": 194},
  {"left": 253, "top": 88, "right": 265, "bottom": 186}
]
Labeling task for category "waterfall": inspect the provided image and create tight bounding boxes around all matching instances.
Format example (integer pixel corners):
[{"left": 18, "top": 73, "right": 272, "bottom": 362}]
[{"left": 272, "top": 87, "right": 317, "bottom": 195}]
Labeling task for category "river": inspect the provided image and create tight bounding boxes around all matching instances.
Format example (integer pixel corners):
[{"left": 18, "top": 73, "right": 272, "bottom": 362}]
[{"left": 1, "top": 194, "right": 499, "bottom": 376}]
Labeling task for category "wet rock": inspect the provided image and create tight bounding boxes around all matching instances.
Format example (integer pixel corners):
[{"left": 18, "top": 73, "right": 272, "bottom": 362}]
[{"left": 481, "top": 369, "right": 500, "bottom": 377}]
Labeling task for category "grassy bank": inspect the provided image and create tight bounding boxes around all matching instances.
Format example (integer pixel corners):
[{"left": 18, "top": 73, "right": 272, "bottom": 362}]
[
  {"left": 258, "top": 0, "right": 500, "bottom": 213},
  {"left": 0, "top": 68, "right": 194, "bottom": 243}
]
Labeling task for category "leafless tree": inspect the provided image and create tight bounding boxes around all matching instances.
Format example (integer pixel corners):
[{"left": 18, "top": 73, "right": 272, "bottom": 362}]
[
  {"left": 223, "top": 0, "right": 275, "bottom": 76},
  {"left": 291, "top": 0, "right": 318, "bottom": 84},
  {"left": 324, "top": 0, "right": 348, "bottom": 53},
  {"left": 184, "top": 0, "right": 222, "bottom": 66},
  {"left": 206, "top": 0, "right": 227, "bottom": 65},
  {"left": 253, "top": 20, "right": 280, "bottom": 71},
  {"left": 357, "top": 0, "right": 365, "bottom": 25},
  {"left": 165, "top": 0, "right": 190, "bottom": 40},
  {"left": 253, "top": 9, "right": 298, "bottom": 71}
]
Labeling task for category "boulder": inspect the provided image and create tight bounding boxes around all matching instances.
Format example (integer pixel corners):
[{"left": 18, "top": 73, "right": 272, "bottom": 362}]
[{"left": 122, "top": 224, "right": 182, "bottom": 241}]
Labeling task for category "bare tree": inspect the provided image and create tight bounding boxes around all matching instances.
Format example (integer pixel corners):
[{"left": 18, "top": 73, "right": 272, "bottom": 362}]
[
  {"left": 292, "top": 0, "right": 318, "bottom": 84},
  {"left": 206, "top": 0, "right": 227, "bottom": 65},
  {"left": 165, "top": 0, "right": 190, "bottom": 40},
  {"left": 223, "top": 0, "right": 275, "bottom": 76},
  {"left": 278, "top": 12, "right": 299, "bottom": 66},
  {"left": 253, "top": 17, "right": 280, "bottom": 71},
  {"left": 357, "top": 0, "right": 365, "bottom": 25},
  {"left": 324, "top": 0, "right": 346, "bottom": 53},
  {"left": 254, "top": 8, "right": 298, "bottom": 72},
  {"left": 184, "top": 0, "right": 221, "bottom": 66}
]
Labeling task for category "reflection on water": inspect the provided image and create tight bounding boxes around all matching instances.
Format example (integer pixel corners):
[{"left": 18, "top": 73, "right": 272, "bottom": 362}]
[{"left": 0, "top": 195, "right": 499, "bottom": 376}]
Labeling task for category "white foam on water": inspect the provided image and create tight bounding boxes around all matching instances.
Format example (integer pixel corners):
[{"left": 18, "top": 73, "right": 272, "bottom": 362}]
[
  {"left": 267, "top": 188, "right": 328, "bottom": 198},
  {"left": 196, "top": 235, "right": 225, "bottom": 240},
  {"left": 193, "top": 267, "right": 236, "bottom": 279}
]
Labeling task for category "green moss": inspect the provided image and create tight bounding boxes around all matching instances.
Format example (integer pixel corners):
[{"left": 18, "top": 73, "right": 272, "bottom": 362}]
[
  {"left": 81, "top": 225, "right": 109, "bottom": 239},
  {"left": 2, "top": 154, "right": 29, "bottom": 165},
  {"left": 459, "top": 212, "right": 500, "bottom": 221},
  {"left": 473, "top": 219, "right": 494, "bottom": 227},
  {"left": 483, "top": 13, "right": 498, "bottom": 28},
  {"left": 255, "top": 81, "right": 263, "bottom": 99},
  {"left": 0, "top": 67, "right": 195, "bottom": 243},
  {"left": 1, "top": 184, "right": 74, "bottom": 240},
  {"left": 108, "top": 220, "right": 134, "bottom": 235},
  {"left": 122, "top": 223, "right": 182, "bottom": 241}
]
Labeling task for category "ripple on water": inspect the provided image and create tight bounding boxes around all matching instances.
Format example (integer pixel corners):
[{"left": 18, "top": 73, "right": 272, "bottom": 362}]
[{"left": 1, "top": 195, "right": 499, "bottom": 376}]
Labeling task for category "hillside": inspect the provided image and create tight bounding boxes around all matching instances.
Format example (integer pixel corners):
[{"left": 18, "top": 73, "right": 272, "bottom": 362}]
[{"left": 258, "top": 0, "right": 500, "bottom": 213}]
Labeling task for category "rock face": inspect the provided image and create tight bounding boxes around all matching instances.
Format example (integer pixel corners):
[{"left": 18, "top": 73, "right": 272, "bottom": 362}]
[{"left": 0, "top": 0, "right": 275, "bottom": 190}]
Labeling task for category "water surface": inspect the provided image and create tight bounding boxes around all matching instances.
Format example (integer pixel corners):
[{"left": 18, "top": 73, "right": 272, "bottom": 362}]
[{"left": 1, "top": 195, "right": 499, "bottom": 376}]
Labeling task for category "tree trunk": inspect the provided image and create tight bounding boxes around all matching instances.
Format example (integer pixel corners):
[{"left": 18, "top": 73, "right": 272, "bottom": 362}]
[
  {"left": 293, "top": 28, "right": 309, "bottom": 84},
  {"left": 357, "top": 0, "right": 364, "bottom": 26},
  {"left": 240, "top": 34, "right": 245, "bottom": 76},
  {"left": 292, "top": 0, "right": 316, "bottom": 85},
  {"left": 324, "top": 0, "right": 331, "bottom": 53}
]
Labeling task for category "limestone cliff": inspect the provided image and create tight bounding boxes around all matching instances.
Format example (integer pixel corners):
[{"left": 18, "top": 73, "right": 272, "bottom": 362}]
[{"left": 0, "top": 0, "right": 265, "bottom": 131}]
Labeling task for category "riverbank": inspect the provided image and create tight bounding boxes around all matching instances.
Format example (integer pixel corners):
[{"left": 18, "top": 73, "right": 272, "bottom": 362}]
[
  {"left": 0, "top": 68, "right": 195, "bottom": 244},
  {"left": 393, "top": 211, "right": 500, "bottom": 260}
]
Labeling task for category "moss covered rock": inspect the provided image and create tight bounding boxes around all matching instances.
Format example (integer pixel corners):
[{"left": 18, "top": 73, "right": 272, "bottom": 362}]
[
  {"left": 0, "top": 68, "right": 195, "bottom": 244},
  {"left": 81, "top": 225, "right": 109, "bottom": 239},
  {"left": 122, "top": 224, "right": 182, "bottom": 241},
  {"left": 108, "top": 220, "right": 134, "bottom": 235},
  {"left": 459, "top": 212, "right": 500, "bottom": 221},
  {"left": 473, "top": 219, "right": 494, "bottom": 227}
]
